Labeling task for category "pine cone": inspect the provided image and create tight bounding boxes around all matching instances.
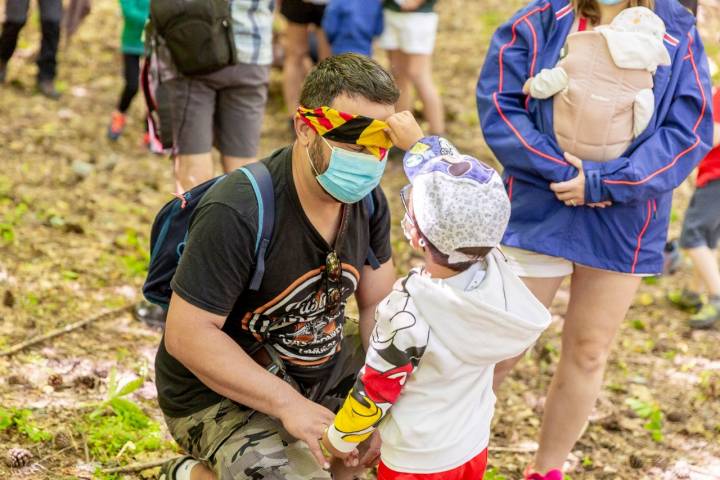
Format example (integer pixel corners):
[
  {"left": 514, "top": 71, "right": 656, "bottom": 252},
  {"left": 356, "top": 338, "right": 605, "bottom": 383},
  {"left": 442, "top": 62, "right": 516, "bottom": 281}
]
[
  {"left": 47, "top": 373, "right": 63, "bottom": 389},
  {"left": 5, "top": 448, "right": 33, "bottom": 468}
]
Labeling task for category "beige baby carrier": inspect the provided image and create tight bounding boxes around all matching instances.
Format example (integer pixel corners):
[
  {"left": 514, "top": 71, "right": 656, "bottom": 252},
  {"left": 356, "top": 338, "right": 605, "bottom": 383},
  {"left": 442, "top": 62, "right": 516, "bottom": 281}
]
[{"left": 553, "top": 30, "right": 654, "bottom": 163}]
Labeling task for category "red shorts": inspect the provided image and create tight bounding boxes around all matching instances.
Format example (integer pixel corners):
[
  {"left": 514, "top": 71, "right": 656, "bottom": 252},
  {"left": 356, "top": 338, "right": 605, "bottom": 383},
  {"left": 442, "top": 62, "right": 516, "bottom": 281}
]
[{"left": 377, "top": 448, "right": 488, "bottom": 480}]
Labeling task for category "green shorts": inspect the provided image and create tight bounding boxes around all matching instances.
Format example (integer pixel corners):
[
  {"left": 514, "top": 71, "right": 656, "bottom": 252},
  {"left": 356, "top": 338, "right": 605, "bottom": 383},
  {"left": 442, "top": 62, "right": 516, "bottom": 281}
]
[{"left": 162, "top": 336, "right": 365, "bottom": 479}]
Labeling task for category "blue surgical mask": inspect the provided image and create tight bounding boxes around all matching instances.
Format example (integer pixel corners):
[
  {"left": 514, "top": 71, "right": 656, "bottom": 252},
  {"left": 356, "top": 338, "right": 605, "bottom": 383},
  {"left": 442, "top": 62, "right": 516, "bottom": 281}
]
[
  {"left": 307, "top": 137, "right": 387, "bottom": 204},
  {"left": 597, "top": 0, "right": 625, "bottom": 5}
]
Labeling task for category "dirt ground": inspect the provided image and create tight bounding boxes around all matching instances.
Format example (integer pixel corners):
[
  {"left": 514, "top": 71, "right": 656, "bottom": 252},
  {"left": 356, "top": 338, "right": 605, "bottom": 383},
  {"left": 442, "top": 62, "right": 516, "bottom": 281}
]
[{"left": 0, "top": 0, "right": 719, "bottom": 478}]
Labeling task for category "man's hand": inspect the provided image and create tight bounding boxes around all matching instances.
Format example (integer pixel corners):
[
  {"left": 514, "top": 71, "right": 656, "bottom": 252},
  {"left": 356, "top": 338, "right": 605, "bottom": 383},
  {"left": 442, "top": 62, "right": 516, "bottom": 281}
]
[
  {"left": 550, "top": 152, "right": 587, "bottom": 207},
  {"left": 278, "top": 396, "right": 336, "bottom": 469},
  {"left": 357, "top": 431, "right": 382, "bottom": 468},
  {"left": 385, "top": 111, "right": 424, "bottom": 151}
]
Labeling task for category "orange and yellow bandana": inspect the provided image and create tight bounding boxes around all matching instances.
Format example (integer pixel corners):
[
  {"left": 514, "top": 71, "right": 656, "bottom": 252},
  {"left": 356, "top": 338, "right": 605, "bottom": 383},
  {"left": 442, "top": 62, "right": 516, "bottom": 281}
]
[{"left": 296, "top": 106, "right": 393, "bottom": 159}]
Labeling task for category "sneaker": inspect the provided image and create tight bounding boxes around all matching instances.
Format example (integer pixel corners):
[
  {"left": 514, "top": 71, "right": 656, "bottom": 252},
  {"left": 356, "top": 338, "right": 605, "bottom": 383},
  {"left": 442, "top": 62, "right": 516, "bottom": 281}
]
[
  {"left": 667, "top": 289, "right": 703, "bottom": 313},
  {"left": 133, "top": 300, "right": 167, "bottom": 329},
  {"left": 663, "top": 239, "right": 682, "bottom": 275},
  {"left": 37, "top": 79, "right": 60, "bottom": 100},
  {"left": 107, "top": 111, "right": 127, "bottom": 141},
  {"left": 688, "top": 299, "right": 720, "bottom": 330},
  {"left": 159, "top": 455, "right": 196, "bottom": 480},
  {"left": 524, "top": 466, "right": 564, "bottom": 480}
]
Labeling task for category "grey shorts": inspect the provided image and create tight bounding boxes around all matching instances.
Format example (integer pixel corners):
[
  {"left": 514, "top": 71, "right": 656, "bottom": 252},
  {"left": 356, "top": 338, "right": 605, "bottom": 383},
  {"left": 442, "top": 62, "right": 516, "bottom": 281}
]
[
  {"left": 680, "top": 179, "right": 720, "bottom": 249},
  {"left": 167, "top": 63, "right": 270, "bottom": 157}
]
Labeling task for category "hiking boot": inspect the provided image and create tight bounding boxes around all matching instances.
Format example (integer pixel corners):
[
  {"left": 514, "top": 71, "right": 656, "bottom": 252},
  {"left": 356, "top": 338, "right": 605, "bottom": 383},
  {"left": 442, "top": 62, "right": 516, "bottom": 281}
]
[
  {"left": 667, "top": 289, "right": 702, "bottom": 313},
  {"left": 159, "top": 455, "right": 196, "bottom": 480},
  {"left": 133, "top": 300, "right": 167, "bottom": 329},
  {"left": 107, "top": 111, "right": 127, "bottom": 141},
  {"left": 0, "top": 62, "right": 7, "bottom": 84},
  {"left": 37, "top": 79, "right": 60, "bottom": 100},
  {"left": 688, "top": 298, "right": 720, "bottom": 330}
]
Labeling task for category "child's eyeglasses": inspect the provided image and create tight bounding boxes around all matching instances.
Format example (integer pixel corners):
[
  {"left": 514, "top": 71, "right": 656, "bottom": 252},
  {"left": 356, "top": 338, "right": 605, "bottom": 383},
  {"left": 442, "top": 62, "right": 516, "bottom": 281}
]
[
  {"left": 399, "top": 184, "right": 412, "bottom": 215},
  {"left": 325, "top": 250, "right": 342, "bottom": 315}
]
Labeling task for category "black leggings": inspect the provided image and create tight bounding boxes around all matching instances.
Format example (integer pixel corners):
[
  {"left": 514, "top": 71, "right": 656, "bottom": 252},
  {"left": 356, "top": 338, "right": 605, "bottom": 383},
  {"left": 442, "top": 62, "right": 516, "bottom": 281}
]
[{"left": 117, "top": 53, "right": 141, "bottom": 113}]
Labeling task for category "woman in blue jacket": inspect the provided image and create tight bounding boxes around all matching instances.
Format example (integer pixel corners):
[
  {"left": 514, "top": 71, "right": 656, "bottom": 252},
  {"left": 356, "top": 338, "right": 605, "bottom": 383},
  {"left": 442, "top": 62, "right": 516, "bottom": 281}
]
[{"left": 477, "top": 0, "right": 712, "bottom": 477}]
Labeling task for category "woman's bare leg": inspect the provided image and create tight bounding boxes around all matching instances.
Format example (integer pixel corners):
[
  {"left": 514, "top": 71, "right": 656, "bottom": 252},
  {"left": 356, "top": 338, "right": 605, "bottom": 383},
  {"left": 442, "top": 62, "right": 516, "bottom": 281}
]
[
  {"left": 282, "top": 22, "right": 311, "bottom": 117},
  {"left": 403, "top": 53, "right": 444, "bottom": 134},
  {"left": 533, "top": 266, "right": 641, "bottom": 472}
]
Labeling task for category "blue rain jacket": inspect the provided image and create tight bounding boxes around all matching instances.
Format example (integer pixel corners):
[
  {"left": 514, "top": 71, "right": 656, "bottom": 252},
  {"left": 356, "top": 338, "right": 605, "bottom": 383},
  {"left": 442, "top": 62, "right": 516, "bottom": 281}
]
[{"left": 477, "top": 0, "right": 713, "bottom": 274}]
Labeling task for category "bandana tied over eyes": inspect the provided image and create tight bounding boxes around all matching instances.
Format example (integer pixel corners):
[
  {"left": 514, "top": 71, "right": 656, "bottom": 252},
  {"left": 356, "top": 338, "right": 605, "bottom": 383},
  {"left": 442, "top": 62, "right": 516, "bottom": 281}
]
[{"left": 296, "top": 106, "right": 393, "bottom": 159}]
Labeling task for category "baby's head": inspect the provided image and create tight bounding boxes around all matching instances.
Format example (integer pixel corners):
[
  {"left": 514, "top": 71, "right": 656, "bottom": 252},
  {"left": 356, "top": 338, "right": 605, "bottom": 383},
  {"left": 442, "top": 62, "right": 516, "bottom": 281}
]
[
  {"left": 609, "top": 6, "right": 666, "bottom": 40},
  {"left": 401, "top": 136, "right": 511, "bottom": 273}
]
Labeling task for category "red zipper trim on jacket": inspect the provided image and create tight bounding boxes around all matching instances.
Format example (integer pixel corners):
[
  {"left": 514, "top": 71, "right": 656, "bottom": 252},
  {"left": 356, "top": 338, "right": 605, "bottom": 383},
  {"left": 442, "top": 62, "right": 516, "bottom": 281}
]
[
  {"left": 604, "top": 32, "right": 707, "bottom": 187},
  {"left": 523, "top": 17, "right": 540, "bottom": 110},
  {"left": 631, "top": 200, "right": 653, "bottom": 273}
]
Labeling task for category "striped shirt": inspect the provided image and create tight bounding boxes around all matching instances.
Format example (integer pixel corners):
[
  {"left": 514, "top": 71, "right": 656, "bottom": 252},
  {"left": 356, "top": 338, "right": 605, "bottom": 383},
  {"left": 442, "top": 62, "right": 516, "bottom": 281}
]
[{"left": 231, "top": 0, "right": 274, "bottom": 65}]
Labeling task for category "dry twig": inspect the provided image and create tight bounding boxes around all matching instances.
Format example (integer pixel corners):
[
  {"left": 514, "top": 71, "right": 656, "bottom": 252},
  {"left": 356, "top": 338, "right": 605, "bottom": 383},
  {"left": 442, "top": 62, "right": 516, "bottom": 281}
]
[
  {"left": 101, "top": 458, "right": 176, "bottom": 474},
  {"left": 0, "top": 305, "right": 132, "bottom": 357}
]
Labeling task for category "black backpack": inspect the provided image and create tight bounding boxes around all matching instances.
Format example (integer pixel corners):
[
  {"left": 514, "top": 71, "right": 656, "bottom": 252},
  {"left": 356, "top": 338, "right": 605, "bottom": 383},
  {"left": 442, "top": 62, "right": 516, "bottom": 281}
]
[
  {"left": 149, "top": 0, "right": 236, "bottom": 76},
  {"left": 143, "top": 162, "right": 381, "bottom": 309}
]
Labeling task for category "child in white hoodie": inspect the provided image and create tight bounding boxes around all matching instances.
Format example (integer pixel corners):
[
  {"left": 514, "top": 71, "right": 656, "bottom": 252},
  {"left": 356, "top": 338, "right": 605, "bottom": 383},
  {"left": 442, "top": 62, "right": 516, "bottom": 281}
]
[{"left": 320, "top": 135, "right": 552, "bottom": 479}]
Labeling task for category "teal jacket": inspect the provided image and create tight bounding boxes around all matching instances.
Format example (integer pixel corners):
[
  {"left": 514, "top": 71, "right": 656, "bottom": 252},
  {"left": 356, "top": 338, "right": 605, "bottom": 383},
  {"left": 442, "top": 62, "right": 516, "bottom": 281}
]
[{"left": 120, "top": 0, "right": 149, "bottom": 55}]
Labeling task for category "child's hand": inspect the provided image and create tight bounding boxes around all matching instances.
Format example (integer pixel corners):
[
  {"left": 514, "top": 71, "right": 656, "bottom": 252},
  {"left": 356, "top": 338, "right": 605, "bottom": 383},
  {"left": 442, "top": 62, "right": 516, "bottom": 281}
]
[
  {"left": 343, "top": 448, "right": 360, "bottom": 467},
  {"left": 385, "top": 111, "right": 425, "bottom": 151},
  {"left": 320, "top": 427, "right": 356, "bottom": 463},
  {"left": 522, "top": 77, "right": 534, "bottom": 95}
]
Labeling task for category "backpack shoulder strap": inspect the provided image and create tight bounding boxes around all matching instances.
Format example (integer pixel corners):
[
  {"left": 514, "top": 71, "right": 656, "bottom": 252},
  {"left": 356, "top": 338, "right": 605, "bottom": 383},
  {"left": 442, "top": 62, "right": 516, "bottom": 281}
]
[
  {"left": 239, "top": 162, "right": 275, "bottom": 291},
  {"left": 363, "top": 193, "right": 381, "bottom": 270}
]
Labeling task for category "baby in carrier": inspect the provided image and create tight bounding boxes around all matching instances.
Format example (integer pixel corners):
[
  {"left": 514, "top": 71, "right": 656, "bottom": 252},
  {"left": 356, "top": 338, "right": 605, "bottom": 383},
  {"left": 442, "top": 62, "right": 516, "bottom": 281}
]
[{"left": 524, "top": 7, "right": 671, "bottom": 162}]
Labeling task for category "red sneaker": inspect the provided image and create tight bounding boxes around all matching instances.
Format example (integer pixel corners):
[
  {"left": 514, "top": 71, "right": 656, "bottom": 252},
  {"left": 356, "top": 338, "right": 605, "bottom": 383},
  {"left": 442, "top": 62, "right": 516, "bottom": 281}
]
[
  {"left": 524, "top": 465, "right": 563, "bottom": 480},
  {"left": 107, "top": 111, "right": 127, "bottom": 141}
]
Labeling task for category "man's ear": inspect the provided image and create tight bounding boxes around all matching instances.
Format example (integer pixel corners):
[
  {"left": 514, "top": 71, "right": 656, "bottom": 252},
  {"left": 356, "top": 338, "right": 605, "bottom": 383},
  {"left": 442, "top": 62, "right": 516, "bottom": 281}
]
[{"left": 295, "top": 117, "right": 316, "bottom": 147}]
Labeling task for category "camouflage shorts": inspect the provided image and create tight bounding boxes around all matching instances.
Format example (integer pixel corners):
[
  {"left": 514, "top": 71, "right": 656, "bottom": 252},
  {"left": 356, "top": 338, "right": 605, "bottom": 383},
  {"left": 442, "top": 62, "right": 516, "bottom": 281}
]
[
  {"left": 163, "top": 336, "right": 366, "bottom": 479},
  {"left": 164, "top": 400, "right": 332, "bottom": 479}
]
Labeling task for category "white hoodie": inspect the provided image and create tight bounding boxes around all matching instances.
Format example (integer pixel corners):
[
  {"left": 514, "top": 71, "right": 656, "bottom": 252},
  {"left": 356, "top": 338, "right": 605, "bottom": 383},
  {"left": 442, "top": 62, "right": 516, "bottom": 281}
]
[{"left": 327, "top": 250, "right": 551, "bottom": 473}]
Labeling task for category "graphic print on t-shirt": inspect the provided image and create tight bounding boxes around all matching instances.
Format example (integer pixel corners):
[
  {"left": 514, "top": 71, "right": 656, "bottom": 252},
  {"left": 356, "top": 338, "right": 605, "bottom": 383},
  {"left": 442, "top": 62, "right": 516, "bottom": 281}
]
[{"left": 241, "top": 263, "right": 360, "bottom": 367}]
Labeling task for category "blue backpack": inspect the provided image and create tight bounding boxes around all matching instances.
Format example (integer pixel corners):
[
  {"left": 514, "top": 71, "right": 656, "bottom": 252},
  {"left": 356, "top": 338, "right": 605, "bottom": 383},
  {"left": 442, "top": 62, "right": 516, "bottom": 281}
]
[{"left": 143, "top": 161, "right": 381, "bottom": 309}]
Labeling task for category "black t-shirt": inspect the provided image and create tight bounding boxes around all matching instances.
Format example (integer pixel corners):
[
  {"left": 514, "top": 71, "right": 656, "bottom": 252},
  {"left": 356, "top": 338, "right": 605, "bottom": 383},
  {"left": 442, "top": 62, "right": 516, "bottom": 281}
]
[{"left": 155, "top": 146, "right": 392, "bottom": 417}]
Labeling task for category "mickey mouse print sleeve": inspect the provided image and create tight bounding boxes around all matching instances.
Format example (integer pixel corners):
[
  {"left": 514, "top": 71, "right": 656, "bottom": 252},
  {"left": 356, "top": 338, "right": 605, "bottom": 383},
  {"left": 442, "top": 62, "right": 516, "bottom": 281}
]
[{"left": 326, "top": 277, "right": 430, "bottom": 453}]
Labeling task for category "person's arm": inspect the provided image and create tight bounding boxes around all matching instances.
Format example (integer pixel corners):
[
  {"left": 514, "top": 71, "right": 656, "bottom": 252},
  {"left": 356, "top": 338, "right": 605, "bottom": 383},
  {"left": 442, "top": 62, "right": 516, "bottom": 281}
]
[
  {"left": 524, "top": 67, "right": 568, "bottom": 99},
  {"left": 356, "top": 260, "right": 395, "bottom": 350},
  {"left": 166, "top": 202, "right": 335, "bottom": 468},
  {"left": 165, "top": 296, "right": 335, "bottom": 468},
  {"left": 476, "top": 1, "right": 574, "bottom": 186},
  {"left": 323, "top": 298, "right": 429, "bottom": 456},
  {"left": 356, "top": 180, "right": 395, "bottom": 349},
  {"left": 581, "top": 28, "right": 713, "bottom": 204}
]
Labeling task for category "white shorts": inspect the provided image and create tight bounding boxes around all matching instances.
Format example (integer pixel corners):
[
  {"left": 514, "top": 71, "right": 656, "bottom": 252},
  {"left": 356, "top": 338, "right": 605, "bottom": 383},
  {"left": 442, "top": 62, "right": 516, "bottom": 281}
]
[
  {"left": 502, "top": 246, "right": 575, "bottom": 278},
  {"left": 502, "top": 246, "right": 652, "bottom": 278},
  {"left": 378, "top": 10, "right": 439, "bottom": 55}
]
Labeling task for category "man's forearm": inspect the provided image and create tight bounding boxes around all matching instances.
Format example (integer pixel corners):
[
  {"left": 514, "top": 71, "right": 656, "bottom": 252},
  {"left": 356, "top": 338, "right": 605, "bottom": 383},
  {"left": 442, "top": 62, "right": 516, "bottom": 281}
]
[
  {"left": 358, "top": 306, "right": 377, "bottom": 352},
  {"left": 168, "top": 321, "right": 303, "bottom": 418}
]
